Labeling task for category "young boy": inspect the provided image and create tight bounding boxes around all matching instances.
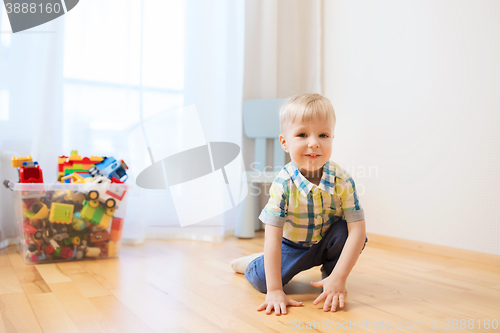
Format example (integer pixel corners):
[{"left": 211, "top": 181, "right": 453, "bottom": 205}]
[{"left": 231, "top": 93, "right": 367, "bottom": 315}]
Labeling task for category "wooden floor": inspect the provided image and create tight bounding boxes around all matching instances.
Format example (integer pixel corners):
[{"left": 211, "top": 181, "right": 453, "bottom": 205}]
[{"left": 0, "top": 232, "right": 499, "bottom": 333}]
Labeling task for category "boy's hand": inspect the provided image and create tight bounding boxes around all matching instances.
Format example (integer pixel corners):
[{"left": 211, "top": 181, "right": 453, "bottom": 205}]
[
  {"left": 257, "top": 289, "right": 303, "bottom": 315},
  {"left": 310, "top": 276, "right": 347, "bottom": 312}
]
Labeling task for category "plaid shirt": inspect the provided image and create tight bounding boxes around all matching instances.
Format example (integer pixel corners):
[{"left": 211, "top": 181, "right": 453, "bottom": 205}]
[{"left": 259, "top": 160, "right": 365, "bottom": 247}]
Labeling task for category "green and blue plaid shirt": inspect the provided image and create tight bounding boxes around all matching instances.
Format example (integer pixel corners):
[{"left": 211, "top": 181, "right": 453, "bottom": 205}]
[{"left": 259, "top": 160, "right": 365, "bottom": 247}]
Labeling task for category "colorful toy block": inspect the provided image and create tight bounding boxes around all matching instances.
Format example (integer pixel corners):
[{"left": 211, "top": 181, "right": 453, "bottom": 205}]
[
  {"left": 58, "top": 151, "right": 103, "bottom": 181},
  {"left": 81, "top": 200, "right": 113, "bottom": 228},
  {"left": 12, "top": 156, "right": 32, "bottom": 168},
  {"left": 108, "top": 241, "right": 117, "bottom": 257},
  {"left": 110, "top": 218, "right": 124, "bottom": 242},
  {"left": 49, "top": 202, "right": 74, "bottom": 224}
]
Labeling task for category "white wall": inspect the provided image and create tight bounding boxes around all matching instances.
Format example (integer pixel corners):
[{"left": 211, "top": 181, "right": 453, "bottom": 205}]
[{"left": 323, "top": 0, "right": 500, "bottom": 255}]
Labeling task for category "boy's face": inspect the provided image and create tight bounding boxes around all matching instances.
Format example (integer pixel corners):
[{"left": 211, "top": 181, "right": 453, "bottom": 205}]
[{"left": 279, "top": 117, "right": 334, "bottom": 178}]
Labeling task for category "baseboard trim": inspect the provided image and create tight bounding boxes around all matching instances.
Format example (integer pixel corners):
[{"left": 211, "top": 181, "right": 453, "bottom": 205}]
[
  {"left": 0, "top": 237, "right": 18, "bottom": 250},
  {"left": 366, "top": 233, "right": 500, "bottom": 266},
  {"left": 125, "top": 229, "right": 236, "bottom": 244}
]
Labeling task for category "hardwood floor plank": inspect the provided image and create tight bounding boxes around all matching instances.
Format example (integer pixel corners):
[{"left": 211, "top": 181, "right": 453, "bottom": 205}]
[
  {"left": 56, "top": 262, "right": 87, "bottom": 275},
  {"left": 35, "top": 264, "right": 71, "bottom": 284},
  {"left": 7, "top": 250, "right": 27, "bottom": 269},
  {"left": 13, "top": 266, "right": 52, "bottom": 295},
  {"left": 108, "top": 283, "right": 225, "bottom": 332},
  {"left": 89, "top": 295, "right": 155, "bottom": 333},
  {"left": 66, "top": 272, "right": 110, "bottom": 298},
  {"left": 0, "top": 293, "right": 43, "bottom": 333},
  {"left": 0, "top": 266, "right": 23, "bottom": 294},
  {"left": 26, "top": 292, "right": 79, "bottom": 333},
  {"left": 142, "top": 269, "right": 265, "bottom": 332}
]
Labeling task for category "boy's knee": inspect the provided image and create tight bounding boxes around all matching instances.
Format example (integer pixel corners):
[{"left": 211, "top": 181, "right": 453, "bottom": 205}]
[
  {"left": 323, "top": 220, "right": 349, "bottom": 262},
  {"left": 246, "top": 273, "right": 267, "bottom": 293},
  {"left": 244, "top": 258, "right": 267, "bottom": 293}
]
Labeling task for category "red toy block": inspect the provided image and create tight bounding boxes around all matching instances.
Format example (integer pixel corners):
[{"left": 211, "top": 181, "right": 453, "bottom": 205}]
[
  {"left": 97, "top": 242, "right": 109, "bottom": 257},
  {"left": 110, "top": 218, "right": 124, "bottom": 242},
  {"left": 59, "top": 246, "right": 73, "bottom": 259},
  {"left": 110, "top": 229, "right": 119, "bottom": 242},
  {"left": 110, "top": 177, "right": 123, "bottom": 184},
  {"left": 111, "top": 217, "right": 124, "bottom": 231}
]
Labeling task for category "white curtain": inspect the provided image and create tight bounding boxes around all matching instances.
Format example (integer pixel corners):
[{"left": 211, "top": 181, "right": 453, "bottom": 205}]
[
  {"left": 0, "top": 11, "right": 65, "bottom": 248},
  {"left": 136, "top": 0, "right": 245, "bottom": 242},
  {"left": 0, "top": 0, "right": 245, "bottom": 248},
  {"left": 241, "top": 0, "right": 323, "bottom": 211}
]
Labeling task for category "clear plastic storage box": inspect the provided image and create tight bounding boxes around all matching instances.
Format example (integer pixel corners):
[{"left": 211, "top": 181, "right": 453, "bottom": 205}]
[{"left": 13, "top": 181, "right": 129, "bottom": 264}]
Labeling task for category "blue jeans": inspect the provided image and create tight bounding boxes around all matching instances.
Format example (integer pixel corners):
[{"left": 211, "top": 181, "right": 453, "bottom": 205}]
[{"left": 244, "top": 219, "right": 368, "bottom": 293}]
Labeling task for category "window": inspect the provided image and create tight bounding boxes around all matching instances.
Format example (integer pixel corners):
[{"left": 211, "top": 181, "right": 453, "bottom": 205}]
[{"left": 62, "top": 0, "right": 185, "bottom": 159}]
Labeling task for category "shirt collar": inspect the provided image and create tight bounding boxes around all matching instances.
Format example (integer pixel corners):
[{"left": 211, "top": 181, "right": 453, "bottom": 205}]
[{"left": 285, "top": 160, "right": 336, "bottom": 197}]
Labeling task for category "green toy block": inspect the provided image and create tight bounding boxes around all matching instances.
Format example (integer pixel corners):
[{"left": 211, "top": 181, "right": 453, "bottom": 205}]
[{"left": 49, "top": 202, "right": 74, "bottom": 224}]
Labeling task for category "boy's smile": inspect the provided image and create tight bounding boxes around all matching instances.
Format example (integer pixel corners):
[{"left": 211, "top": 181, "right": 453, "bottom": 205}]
[{"left": 279, "top": 117, "right": 334, "bottom": 184}]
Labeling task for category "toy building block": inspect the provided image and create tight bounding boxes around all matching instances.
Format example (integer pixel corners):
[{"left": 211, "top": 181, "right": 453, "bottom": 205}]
[
  {"left": 50, "top": 239, "right": 60, "bottom": 250},
  {"left": 71, "top": 212, "right": 87, "bottom": 231},
  {"left": 85, "top": 247, "right": 101, "bottom": 257},
  {"left": 96, "top": 242, "right": 109, "bottom": 257},
  {"left": 110, "top": 177, "right": 123, "bottom": 184},
  {"left": 58, "top": 151, "right": 103, "bottom": 181},
  {"left": 81, "top": 200, "right": 113, "bottom": 228},
  {"left": 59, "top": 246, "right": 74, "bottom": 259},
  {"left": 108, "top": 241, "right": 117, "bottom": 257},
  {"left": 90, "top": 229, "right": 109, "bottom": 243},
  {"left": 70, "top": 246, "right": 77, "bottom": 259},
  {"left": 26, "top": 200, "right": 49, "bottom": 221},
  {"left": 12, "top": 156, "right": 32, "bottom": 168},
  {"left": 97, "top": 218, "right": 112, "bottom": 230},
  {"left": 71, "top": 236, "right": 81, "bottom": 246},
  {"left": 110, "top": 218, "right": 124, "bottom": 242},
  {"left": 44, "top": 245, "right": 54, "bottom": 254},
  {"left": 49, "top": 202, "right": 74, "bottom": 224},
  {"left": 68, "top": 150, "right": 81, "bottom": 161},
  {"left": 61, "top": 173, "right": 86, "bottom": 183},
  {"left": 19, "top": 161, "right": 44, "bottom": 183}
]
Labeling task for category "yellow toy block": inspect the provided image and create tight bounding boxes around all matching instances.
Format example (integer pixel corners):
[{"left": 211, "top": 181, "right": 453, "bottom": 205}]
[
  {"left": 68, "top": 150, "right": 81, "bottom": 161},
  {"left": 30, "top": 201, "right": 49, "bottom": 221},
  {"left": 97, "top": 214, "right": 112, "bottom": 229},
  {"left": 12, "top": 156, "right": 32, "bottom": 168},
  {"left": 49, "top": 202, "right": 74, "bottom": 224},
  {"left": 61, "top": 173, "right": 86, "bottom": 184},
  {"left": 108, "top": 241, "right": 117, "bottom": 257}
]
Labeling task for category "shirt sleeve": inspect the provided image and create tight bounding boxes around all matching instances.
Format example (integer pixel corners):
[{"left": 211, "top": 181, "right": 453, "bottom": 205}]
[
  {"left": 258, "top": 180, "right": 288, "bottom": 228},
  {"left": 338, "top": 174, "right": 365, "bottom": 222}
]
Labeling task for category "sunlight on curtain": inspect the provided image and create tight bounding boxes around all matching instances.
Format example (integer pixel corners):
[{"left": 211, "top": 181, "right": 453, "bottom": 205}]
[{"left": 62, "top": 0, "right": 184, "bottom": 158}]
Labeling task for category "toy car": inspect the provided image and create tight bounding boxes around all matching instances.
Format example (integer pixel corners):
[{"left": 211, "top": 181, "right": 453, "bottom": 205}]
[
  {"left": 84, "top": 176, "right": 127, "bottom": 209},
  {"left": 19, "top": 161, "right": 44, "bottom": 183},
  {"left": 88, "top": 157, "right": 128, "bottom": 182}
]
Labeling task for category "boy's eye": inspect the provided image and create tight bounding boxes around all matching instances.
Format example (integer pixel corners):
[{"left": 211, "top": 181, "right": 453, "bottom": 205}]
[
  {"left": 297, "top": 133, "right": 307, "bottom": 137},
  {"left": 320, "top": 134, "right": 329, "bottom": 138}
]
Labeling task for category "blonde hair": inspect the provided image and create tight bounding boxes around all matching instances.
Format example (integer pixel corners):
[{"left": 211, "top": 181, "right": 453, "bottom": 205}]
[{"left": 279, "top": 93, "right": 336, "bottom": 132}]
